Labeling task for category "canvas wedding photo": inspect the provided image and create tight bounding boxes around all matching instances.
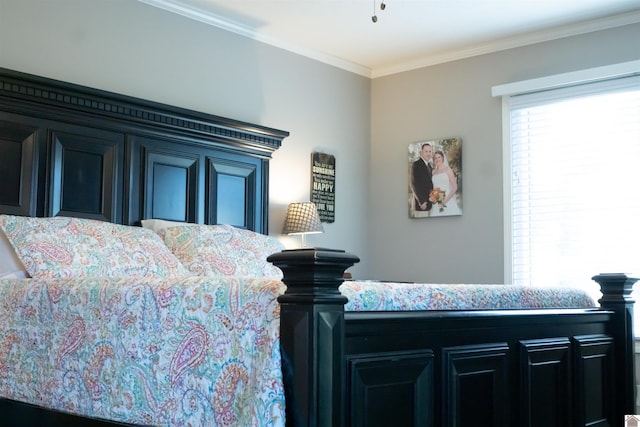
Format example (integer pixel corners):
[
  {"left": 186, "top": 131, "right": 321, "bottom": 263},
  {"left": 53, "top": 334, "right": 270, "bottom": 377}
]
[{"left": 408, "top": 137, "right": 462, "bottom": 219}]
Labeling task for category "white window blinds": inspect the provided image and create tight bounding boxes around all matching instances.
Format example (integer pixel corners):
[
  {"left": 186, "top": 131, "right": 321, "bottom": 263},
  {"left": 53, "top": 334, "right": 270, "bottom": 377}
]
[{"left": 507, "top": 75, "right": 640, "bottom": 303}]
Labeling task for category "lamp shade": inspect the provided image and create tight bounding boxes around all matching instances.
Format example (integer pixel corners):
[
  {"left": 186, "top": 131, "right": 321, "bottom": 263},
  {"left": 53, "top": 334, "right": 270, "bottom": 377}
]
[{"left": 283, "top": 202, "right": 324, "bottom": 235}]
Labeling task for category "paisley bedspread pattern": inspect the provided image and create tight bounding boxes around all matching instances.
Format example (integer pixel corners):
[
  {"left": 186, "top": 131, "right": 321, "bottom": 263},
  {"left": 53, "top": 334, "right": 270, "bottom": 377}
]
[
  {"left": 0, "top": 276, "right": 597, "bottom": 426},
  {"left": 0, "top": 276, "right": 287, "bottom": 426},
  {"left": 340, "top": 281, "right": 597, "bottom": 311}
]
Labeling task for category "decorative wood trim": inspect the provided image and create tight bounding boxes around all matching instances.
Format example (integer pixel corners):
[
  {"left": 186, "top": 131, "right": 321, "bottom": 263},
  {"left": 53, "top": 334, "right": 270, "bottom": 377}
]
[
  {"left": 0, "top": 68, "right": 288, "bottom": 230},
  {"left": 519, "top": 338, "right": 572, "bottom": 426},
  {"left": 573, "top": 334, "right": 614, "bottom": 427},
  {"left": 593, "top": 273, "right": 639, "bottom": 422},
  {"left": 268, "top": 248, "right": 361, "bottom": 427},
  {"left": 0, "top": 68, "right": 288, "bottom": 155},
  {"left": 442, "top": 343, "right": 510, "bottom": 427},
  {"left": 347, "top": 350, "right": 434, "bottom": 427},
  {"left": 0, "top": 119, "right": 39, "bottom": 216}
]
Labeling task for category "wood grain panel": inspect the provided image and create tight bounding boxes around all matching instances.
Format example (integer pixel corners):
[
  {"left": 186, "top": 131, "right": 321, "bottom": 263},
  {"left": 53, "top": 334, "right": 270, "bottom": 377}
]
[
  {"left": 519, "top": 338, "right": 572, "bottom": 427},
  {"left": 443, "top": 343, "right": 510, "bottom": 427},
  {"left": 49, "top": 127, "right": 123, "bottom": 222},
  {"left": 207, "top": 154, "right": 259, "bottom": 230},
  {"left": 347, "top": 350, "right": 434, "bottom": 427},
  {"left": 573, "top": 334, "right": 614, "bottom": 427},
  {"left": 0, "top": 118, "right": 39, "bottom": 216}
]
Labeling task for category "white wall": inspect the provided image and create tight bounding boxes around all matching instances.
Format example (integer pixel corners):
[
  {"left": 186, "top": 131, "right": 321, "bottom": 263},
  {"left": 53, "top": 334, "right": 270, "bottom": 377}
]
[
  {"left": 0, "top": 0, "right": 372, "bottom": 277},
  {"left": 370, "top": 23, "right": 640, "bottom": 283}
]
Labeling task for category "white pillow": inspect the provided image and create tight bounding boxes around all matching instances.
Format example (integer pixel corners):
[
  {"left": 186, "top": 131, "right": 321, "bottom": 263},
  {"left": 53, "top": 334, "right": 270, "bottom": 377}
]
[
  {"left": 141, "top": 219, "right": 191, "bottom": 233},
  {"left": 0, "top": 228, "right": 28, "bottom": 279}
]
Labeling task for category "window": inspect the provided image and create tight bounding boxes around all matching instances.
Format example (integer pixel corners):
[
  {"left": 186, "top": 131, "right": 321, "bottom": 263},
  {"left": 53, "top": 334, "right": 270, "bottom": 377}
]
[{"left": 494, "top": 63, "right": 640, "bottom": 325}]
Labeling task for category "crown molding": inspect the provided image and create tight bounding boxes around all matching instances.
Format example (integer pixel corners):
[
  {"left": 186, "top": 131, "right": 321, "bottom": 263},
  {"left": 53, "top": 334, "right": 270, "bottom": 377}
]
[
  {"left": 137, "top": 0, "right": 372, "bottom": 77},
  {"left": 139, "top": 0, "right": 640, "bottom": 79},
  {"left": 372, "top": 10, "right": 640, "bottom": 78}
]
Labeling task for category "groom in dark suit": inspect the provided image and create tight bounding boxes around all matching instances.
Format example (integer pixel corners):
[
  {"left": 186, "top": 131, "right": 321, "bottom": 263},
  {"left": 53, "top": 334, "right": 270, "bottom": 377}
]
[{"left": 411, "top": 143, "right": 434, "bottom": 212}]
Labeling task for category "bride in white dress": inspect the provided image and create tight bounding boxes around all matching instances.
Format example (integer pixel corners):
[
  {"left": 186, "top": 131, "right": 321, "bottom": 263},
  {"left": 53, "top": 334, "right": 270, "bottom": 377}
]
[{"left": 430, "top": 150, "right": 461, "bottom": 216}]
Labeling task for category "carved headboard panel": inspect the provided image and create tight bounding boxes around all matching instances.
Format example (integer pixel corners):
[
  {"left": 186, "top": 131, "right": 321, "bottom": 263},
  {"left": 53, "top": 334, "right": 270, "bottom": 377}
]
[{"left": 0, "top": 68, "right": 288, "bottom": 233}]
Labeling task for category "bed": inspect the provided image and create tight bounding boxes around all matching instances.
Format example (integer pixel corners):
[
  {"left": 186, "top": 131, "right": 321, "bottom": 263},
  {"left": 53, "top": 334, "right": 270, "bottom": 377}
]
[{"left": 0, "top": 67, "right": 636, "bottom": 427}]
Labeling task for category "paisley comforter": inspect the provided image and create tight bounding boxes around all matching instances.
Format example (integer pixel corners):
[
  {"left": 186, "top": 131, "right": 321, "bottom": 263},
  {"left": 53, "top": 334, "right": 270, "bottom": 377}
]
[
  {"left": 0, "top": 277, "right": 596, "bottom": 426},
  {"left": 0, "top": 276, "right": 286, "bottom": 426},
  {"left": 341, "top": 281, "right": 596, "bottom": 311}
]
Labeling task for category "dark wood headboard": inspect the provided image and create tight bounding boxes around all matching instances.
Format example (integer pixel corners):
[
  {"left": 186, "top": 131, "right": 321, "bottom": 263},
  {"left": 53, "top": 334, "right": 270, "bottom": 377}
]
[{"left": 0, "top": 68, "right": 288, "bottom": 233}]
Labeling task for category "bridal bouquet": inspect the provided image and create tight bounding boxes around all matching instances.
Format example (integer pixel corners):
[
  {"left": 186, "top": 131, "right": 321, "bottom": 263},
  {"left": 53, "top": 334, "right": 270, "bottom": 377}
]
[{"left": 429, "top": 188, "right": 446, "bottom": 212}]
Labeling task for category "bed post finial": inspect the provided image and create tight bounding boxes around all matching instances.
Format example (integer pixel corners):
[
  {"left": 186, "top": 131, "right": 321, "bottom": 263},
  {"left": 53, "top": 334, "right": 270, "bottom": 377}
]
[
  {"left": 592, "top": 273, "right": 638, "bottom": 421},
  {"left": 268, "top": 248, "right": 360, "bottom": 427}
]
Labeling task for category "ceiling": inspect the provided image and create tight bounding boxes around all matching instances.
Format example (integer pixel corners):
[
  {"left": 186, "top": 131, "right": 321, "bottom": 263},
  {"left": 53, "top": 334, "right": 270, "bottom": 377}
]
[{"left": 140, "top": 0, "right": 640, "bottom": 78}]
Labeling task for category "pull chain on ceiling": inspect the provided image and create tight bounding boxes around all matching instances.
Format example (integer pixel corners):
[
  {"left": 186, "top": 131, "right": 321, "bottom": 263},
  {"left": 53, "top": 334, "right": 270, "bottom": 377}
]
[{"left": 372, "top": 0, "right": 387, "bottom": 23}]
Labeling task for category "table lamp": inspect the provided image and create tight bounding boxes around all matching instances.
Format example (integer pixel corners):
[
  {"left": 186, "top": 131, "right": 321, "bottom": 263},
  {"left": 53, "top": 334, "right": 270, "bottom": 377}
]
[{"left": 282, "top": 202, "right": 324, "bottom": 247}]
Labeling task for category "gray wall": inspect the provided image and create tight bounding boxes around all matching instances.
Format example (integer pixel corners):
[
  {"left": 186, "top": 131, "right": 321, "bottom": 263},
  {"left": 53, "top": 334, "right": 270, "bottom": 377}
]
[
  {"left": 370, "top": 23, "right": 640, "bottom": 283},
  {"left": 0, "top": 0, "right": 372, "bottom": 277},
  {"left": 1, "top": 0, "right": 639, "bottom": 283}
]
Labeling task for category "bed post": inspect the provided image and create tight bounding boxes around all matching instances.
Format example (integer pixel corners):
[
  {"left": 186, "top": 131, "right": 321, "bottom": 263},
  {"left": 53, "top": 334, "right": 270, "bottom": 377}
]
[
  {"left": 592, "top": 273, "right": 638, "bottom": 419},
  {"left": 268, "top": 248, "right": 360, "bottom": 427}
]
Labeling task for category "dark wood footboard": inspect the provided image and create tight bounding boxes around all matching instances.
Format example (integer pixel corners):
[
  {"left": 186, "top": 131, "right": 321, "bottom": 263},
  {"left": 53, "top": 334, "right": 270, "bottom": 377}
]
[{"left": 269, "top": 248, "right": 638, "bottom": 427}]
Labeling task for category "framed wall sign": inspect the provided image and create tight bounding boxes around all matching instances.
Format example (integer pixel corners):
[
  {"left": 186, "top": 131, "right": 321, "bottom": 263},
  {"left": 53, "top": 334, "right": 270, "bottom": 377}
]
[{"left": 311, "top": 152, "right": 335, "bottom": 223}]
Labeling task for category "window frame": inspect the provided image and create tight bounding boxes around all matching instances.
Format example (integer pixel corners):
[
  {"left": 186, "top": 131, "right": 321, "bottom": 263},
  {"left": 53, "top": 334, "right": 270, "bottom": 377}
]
[{"left": 493, "top": 60, "right": 640, "bottom": 284}]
